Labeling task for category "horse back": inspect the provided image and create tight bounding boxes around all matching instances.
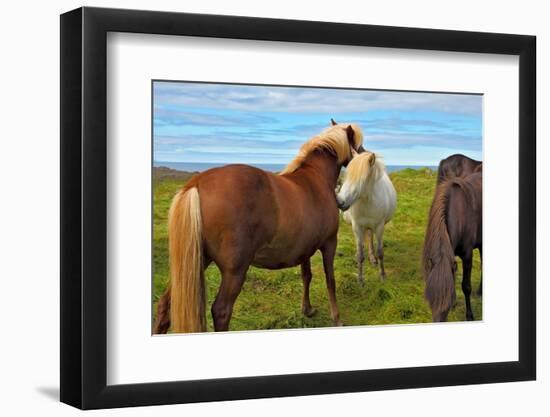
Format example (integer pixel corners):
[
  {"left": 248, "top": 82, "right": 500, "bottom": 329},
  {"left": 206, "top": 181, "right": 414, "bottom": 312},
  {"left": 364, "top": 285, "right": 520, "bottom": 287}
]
[
  {"left": 437, "top": 154, "right": 482, "bottom": 184},
  {"left": 190, "top": 164, "right": 279, "bottom": 259}
]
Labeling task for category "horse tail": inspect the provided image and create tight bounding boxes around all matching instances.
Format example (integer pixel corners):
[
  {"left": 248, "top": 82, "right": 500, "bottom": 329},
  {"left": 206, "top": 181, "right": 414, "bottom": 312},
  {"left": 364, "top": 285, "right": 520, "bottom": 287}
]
[
  {"left": 168, "top": 186, "right": 206, "bottom": 333},
  {"left": 422, "top": 180, "right": 457, "bottom": 321}
]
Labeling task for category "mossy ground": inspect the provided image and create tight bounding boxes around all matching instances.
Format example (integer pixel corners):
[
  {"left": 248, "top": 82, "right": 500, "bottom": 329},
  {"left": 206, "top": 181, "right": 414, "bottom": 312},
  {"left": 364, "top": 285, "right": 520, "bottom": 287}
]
[{"left": 153, "top": 167, "right": 482, "bottom": 332}]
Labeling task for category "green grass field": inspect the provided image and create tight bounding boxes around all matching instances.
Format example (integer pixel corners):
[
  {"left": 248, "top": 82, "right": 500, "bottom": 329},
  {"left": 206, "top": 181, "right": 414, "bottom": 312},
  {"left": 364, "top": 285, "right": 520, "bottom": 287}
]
[{"left": 153, "top": 167, "right": 482, "bottom": 332}]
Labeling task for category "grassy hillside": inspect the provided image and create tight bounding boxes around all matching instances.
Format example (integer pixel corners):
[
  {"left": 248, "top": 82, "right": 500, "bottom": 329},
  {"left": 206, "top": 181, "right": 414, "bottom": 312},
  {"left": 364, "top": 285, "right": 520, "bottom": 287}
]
[{"left": 153, "top": 167, "right": 482, "bottom": 332}]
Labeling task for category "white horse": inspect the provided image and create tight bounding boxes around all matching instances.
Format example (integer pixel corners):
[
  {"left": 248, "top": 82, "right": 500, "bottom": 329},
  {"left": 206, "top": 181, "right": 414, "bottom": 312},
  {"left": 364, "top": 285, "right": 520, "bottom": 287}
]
[{"left": 336, "top": 151, "right": 397, "bottom": 284}]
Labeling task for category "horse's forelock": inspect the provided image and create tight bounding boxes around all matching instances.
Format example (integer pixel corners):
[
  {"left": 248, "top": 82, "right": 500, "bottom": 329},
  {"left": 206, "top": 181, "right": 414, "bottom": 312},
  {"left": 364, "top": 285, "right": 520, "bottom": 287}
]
[
  {"left": 345, "top": 152, "right": 372, "bottom": 185},
  {"left": 322, "top": 123, "right": 364, "bottom": 164},
  {"left": 344, "top": 151, "right": 384, "bottom": 193}
]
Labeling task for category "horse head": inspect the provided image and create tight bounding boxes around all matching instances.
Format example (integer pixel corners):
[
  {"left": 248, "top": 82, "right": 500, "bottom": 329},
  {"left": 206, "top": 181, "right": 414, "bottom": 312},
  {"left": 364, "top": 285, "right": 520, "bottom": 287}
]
[
  {"left": 330, "top": 119, "right": 366, "bottom": 160},
  {"left": 336, "top": 151, "right": 379, "bottom": 211}
]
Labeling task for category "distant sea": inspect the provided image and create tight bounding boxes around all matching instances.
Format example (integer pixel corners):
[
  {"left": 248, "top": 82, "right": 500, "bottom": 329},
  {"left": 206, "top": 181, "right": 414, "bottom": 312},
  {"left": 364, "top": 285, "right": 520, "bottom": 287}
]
[{"left": 154, "top": 161, "right": 437, "bottom": 173}]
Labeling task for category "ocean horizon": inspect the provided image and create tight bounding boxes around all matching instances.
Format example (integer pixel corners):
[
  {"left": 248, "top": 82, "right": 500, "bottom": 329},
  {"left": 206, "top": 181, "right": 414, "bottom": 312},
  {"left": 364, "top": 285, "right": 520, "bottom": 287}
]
[{"left": 154, "top": 161, "right": 438, "bottom": 173}]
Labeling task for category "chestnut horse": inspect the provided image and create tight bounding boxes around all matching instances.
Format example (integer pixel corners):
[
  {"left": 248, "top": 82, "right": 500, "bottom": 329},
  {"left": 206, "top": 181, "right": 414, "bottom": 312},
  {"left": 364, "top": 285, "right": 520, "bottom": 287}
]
[
  {"left": 422, "top": 171, "right": 482, "bottom": 322},
  {"left": 154, "top": 123, "right": 365, "bottom": 333}
]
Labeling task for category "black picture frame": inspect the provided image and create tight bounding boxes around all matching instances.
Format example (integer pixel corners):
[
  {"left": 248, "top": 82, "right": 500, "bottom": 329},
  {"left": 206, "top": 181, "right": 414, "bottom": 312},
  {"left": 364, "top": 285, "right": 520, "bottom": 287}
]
[{"left": 60, "top": 6, "right": 536, "bottom": 410}]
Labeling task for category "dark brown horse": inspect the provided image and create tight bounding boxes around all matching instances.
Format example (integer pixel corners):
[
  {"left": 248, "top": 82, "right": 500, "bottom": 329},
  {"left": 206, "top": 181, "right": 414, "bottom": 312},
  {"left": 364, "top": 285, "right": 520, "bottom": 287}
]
[
  {"left": 422, "top": 171, "right": 482, "bottom": 322},
  {"left": 154, "top": 123, "right": 365, "bottom": 333},
  {"left": 437, "top": 154, "right": 482, "bottom": 184},
  {"left": 436, "top": 153, "right": 483, "bottom": 297}
]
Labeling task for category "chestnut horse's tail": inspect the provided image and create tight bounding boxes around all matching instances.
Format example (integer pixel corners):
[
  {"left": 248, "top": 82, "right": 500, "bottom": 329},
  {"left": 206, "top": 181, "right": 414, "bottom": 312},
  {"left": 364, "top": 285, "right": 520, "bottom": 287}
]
[
  {"left": 422, "top": 181, "right": 457, "bottom": 321},
  {"left": 168, "top": 187, "right": 206, "bottom": 333}
]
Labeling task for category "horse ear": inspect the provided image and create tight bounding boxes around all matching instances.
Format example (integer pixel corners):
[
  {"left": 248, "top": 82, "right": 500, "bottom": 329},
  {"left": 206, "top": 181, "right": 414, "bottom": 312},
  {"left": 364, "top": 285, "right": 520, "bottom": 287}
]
[
  {"left": 369, "top": 153, "right": 376, "bottom": 166},
  {"left": 346, "top": 125, "right": 355, "bottom": 147},
  {"left": 331, "top": 118, "right": 337, "bottom": 126}
]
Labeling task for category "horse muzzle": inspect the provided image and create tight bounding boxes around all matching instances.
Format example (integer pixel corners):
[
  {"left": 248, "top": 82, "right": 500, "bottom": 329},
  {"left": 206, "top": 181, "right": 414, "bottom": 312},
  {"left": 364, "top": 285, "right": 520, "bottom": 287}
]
[{"left": 336, "top": 196, "right": 351, "bottom": 211}]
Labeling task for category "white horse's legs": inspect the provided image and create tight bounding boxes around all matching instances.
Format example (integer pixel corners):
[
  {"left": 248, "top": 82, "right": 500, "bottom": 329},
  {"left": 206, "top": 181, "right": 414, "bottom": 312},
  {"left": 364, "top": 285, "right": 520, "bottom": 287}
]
[
  {"left": 366, "top": 229, "right": 378, "bottom": 265},
  {"left": 354, "top": 224, "right": 387, "bottom": 284},
  {"left": 375, "top": 224, "right": 386, "bottom": 281},
  {"left": 353, "top": 223, "right": 366, "bottom": 286}
]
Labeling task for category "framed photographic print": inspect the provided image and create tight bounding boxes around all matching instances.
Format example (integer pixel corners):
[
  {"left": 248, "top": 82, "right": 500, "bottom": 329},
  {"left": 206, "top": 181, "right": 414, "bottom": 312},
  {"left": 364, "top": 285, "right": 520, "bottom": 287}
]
[{"left": 60, "top": 6, "right": 536, "bottom": 410}]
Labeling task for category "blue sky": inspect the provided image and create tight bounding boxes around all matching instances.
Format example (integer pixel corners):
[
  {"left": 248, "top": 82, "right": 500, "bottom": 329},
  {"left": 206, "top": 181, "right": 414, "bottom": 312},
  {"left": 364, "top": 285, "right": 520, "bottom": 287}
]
[{"left": 153, "top": 82, "right": 482, "bottom": 166}]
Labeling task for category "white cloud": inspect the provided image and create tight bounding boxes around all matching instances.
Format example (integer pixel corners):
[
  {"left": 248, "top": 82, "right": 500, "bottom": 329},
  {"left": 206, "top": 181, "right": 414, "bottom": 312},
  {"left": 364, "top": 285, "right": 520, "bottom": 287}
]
[{"left": 154, "top": 82, "right": 482, "bottom": 115}]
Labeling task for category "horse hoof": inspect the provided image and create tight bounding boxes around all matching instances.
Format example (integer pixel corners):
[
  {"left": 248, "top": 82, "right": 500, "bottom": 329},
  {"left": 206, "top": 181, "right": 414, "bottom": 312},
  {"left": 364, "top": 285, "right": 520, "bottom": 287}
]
[
  {"left": 357, "top": 278, "right": 365, "bottom": 287},
  {"left": 302, "top": 307, "right": 317, "bottom": 318},
  {"left": 466, "top": 314, "right": 474, "bottom": 321},
  {"left": 334, "top": 320, "right": 344, "bottom": 327},
  {"left": 379, "top": 273, "right": 386, "bottom": 282},
  {"left": 368, "top": 256, "right": 378, "bottom": 265}
]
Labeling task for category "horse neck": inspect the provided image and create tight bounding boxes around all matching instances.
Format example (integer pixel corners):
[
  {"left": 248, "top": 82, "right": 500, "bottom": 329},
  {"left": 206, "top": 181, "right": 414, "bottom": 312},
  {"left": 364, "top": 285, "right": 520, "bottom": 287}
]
[{"left": 299, "top": 151, "right": 341, "bottom": 189}]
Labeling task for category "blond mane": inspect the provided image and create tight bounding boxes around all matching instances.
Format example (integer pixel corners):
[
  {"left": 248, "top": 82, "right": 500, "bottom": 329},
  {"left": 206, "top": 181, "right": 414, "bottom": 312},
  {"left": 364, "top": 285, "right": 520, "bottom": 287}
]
[
  {"left": 344, "top": 150, "right": 385, "bottom": 192},
  {"left": 280, "top": 124, "right": 364, "bottom": 175}
]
